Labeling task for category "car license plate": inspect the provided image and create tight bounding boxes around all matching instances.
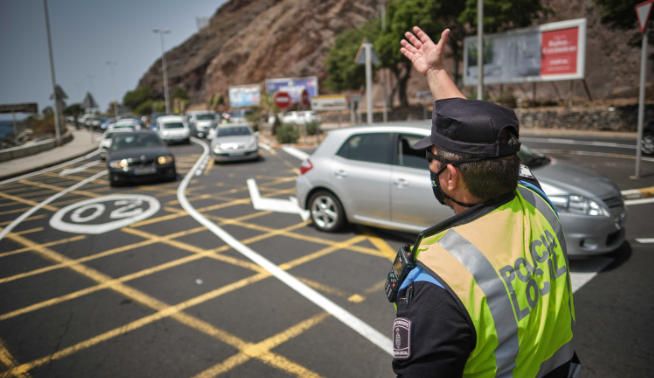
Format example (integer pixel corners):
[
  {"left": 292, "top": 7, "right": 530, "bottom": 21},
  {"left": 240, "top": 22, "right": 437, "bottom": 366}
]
[
  {"left": 230, "top": 152, "right": 245, "bottom": 157},
  {"left": 133, "top": 166, "right": 156, "bottom": 175}
]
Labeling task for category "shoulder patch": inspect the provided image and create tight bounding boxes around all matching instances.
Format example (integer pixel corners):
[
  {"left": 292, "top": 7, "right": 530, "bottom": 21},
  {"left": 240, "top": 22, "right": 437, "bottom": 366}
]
[{"left": 392, "top": 317, "right": 411, "bottom": 359}]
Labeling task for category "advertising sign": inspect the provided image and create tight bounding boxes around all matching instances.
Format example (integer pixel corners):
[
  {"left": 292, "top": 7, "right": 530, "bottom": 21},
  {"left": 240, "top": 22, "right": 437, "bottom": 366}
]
[
  {"left": 311, "top": 95, "right": 348, "bottom": 111},
  {"left": 265, "top": 76, "right": 318, "bottom": 104},
  {"left": 0, "top": 103, "right": 38, "bottom": 114},
  {"left": 464, "top": 18, "right": 586, "bottom": 85},
  {"left": 228, "top": 84, "right": 261, "bottom": 108}
]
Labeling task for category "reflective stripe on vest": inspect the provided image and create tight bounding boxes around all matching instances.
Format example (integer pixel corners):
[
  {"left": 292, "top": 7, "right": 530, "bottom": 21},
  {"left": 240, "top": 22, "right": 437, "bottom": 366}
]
[
  {"left": 537, "top": 342, "right": 574, "bottom": 378},
  {"left": 440, "top": 230, "right": 519, "bottom": 378}
]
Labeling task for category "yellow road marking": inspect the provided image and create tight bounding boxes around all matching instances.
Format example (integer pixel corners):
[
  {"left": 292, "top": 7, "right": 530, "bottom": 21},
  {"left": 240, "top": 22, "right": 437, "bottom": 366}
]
[
  {"left": 0, "top": 337, "right": 30, "bottom": 377},
  {"left": 4, "top": 233, "right": 313, "bottom": 377},
  {"left": 363, "top": 280, "right": 387, "bottom": 295},
  {"left": 0, "top": 214, "right": 46, "bottom": 227},
  {"left": 299, "top": 277, "right": 350, "bottom": 298},
  {"left": 0, "top": 207, "right": 32, "bottom": 217},
  {"left": 347, "top": 294, "right": 365, "bottom": 303},
  {"left": 193, "top": 313, "right": 328, "bottom": 378},
  {"left": 0, "top": 192, "right": 57, "bottom": 212},
  {"left": 14, "top": 227, "right": 43, "bottom": 236},
  {"left": 0, "top": 235, "right": 85, "bottom": 260},
  {"left": 203, "top": 158, "right": 214, "bottom": 175},
  {"left": 364, "top": 232, "right": 397, "bottom": 261},
  {"left": 20, "top": 179, "right": 98, "bottom": 199}
]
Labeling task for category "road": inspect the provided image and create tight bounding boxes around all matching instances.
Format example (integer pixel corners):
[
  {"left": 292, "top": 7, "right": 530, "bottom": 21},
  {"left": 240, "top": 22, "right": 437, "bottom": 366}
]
[{"left": 0, "top": 134, "right": 652, "bottom": 377}]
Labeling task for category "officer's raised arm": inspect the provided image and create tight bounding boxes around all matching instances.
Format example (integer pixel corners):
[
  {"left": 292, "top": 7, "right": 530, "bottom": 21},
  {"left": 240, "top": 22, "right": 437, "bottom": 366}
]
[{"left": 400, "top": 26, "right": 465, "bottom": 100}]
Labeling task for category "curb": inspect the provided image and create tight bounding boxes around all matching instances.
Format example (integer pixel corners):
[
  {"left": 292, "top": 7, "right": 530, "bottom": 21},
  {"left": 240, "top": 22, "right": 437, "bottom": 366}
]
[
  {"left": 0, "top": 145, "right": 99, "bottom": 182},
  {"left": 621, "top": 186, "right": 654, "bottom": 200}
]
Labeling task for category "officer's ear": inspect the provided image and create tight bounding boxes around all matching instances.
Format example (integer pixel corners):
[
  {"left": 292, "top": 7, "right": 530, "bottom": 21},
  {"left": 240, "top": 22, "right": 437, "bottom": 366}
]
[{"left": 444, "top": 163, "right": 460, "bottom": 191}]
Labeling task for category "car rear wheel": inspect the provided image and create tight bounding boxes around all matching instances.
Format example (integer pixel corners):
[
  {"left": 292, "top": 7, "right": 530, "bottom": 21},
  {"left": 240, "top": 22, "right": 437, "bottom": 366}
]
[
  {"left": 308, "top": 191, "right": 345, "bottom": 232},
  {"left": 642, "top": 133, "right": 654, "bottom": 155}
]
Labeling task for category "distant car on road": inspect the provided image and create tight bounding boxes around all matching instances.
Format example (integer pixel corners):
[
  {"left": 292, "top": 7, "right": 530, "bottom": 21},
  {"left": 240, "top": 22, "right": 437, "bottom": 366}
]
[
  {"left": 210, "top": 123, "right": 259, "bottom": 163},
  {"left": 641, "top": 120, "right": 654, "bottom": 155},
  {"left": 295, "top": 122, "right": 626, "bottom": 257},
  {"left": 281, "top": 110, "right": 320, "bottom": 125},
  {"left": 108, "top": 118, "right": 141, "bottom": 132},
  {"left": 187, "top": 111, "right": 218, "bottom": 138},
  {"left": 156, "top": 115, "right": 191, "bottom": 144},
  {"left": 106, "top": 131, "right": 176, "bottom": 186},
  {"left": 99, "top": 129, "right": 132, "bottom": 160}
]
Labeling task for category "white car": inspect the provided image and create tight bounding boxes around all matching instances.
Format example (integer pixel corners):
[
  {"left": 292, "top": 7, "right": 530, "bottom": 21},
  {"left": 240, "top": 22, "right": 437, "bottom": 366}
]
[
  {"left": 187, "top": 111, "right": 218, "bottom": 138},
  {"left": 99, "top": 129, "right": 132, "bottom": 159},
  {"left": 109, "top": 118, "right": 141, "bottom": 132},
  {"left": 281, "top": 111, "right": 320, "bottom": 125},
  {"left": 156, "top": 115, "right": 191, "bottom": 144},
  {"left": 210, "top": 123, "right": 259, "bottom": 162}
]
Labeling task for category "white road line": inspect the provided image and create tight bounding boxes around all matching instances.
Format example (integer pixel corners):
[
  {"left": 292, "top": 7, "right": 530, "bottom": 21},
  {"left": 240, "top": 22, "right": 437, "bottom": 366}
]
[
  {"left": 0, "top": 149, "right": 100, "bottom": 186},
  {"left": 570, "top": 257, "right": 614, "bottom": 293},
  {"left": 179, "top": 138, "right": 393, "bottom": 355},
  {"left": 247, "top": 178, "right": 309, "bottom": 220},
  {"left": 521, "top": 137, "right": 636, "bottom": 150},
  {"left": 59, "top": 160, "right": 101, "bottom": 176},
  {"left": 0, "top": 170, "right": 106, "bottom": 241},
  {"left": 281, "top": 145, "right": 309, "bottom": 161},
  {"left": 624, "top": 198, "right": 654, "bottom": 206},
  {"left": 259, "top": 143, "right": 273, "bottom": 152},
  {"left": 636, "top": 238, "right": 654, "bottom": 244}
]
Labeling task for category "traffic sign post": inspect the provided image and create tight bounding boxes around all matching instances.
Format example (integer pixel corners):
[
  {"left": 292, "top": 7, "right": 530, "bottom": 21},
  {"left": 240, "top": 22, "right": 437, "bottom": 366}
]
[
  {"left": 273, "top": 91, "right": 292, "bottom": 111},
  {"left": 355, "top": 40, "right": 380, "bottom": 125},
  {"left": 633, "top": 0, "right": 653, "bottom": 179}
]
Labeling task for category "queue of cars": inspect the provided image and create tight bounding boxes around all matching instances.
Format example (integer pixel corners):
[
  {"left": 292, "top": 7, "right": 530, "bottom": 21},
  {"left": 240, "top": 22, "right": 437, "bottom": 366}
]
[{"left": 295, "top": 122, "right": 627, "bottom": 257}]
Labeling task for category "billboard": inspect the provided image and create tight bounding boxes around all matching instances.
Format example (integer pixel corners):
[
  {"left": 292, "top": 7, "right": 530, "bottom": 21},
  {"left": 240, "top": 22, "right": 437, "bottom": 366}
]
[
  {"left": 228, "top": 84, "right": 261, "bottom": 108},
  {"left": 464, "top": 18, "right": 586, "bottom": 85},
  {"left": 264, "top": 76, "right": 318, "bottom": 104}
]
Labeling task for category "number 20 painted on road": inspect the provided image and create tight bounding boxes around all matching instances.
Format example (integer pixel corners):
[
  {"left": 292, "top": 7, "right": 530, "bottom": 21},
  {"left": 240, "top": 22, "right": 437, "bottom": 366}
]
[{"left": 50, "top": 194, "right": 160, "bottom": 234}]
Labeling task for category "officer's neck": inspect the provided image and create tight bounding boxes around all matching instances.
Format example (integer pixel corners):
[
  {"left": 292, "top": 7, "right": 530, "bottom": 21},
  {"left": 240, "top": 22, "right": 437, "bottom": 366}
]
[{"left": 446, "top": 189, "right": 481, "bottom": 215}]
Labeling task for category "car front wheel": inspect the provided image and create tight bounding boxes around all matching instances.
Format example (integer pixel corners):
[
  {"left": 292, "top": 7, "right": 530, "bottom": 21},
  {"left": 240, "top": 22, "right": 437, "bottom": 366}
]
[{"left": 308, "top": 191, "right": 345, "bottom": 232}]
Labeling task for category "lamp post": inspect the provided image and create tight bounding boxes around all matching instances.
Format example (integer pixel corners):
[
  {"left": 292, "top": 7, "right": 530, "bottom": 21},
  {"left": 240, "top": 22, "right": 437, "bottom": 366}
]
[
  {"left": 153, "top": 29, "right": 171, "bottom": 114},
  {"left": 106, "top": 60, "right": 118, "bottom": 118},
  {"left": 43, "top": 0, "right": 62, "bottom": 143},
  {"left": 477, "top": 0, "right": 484, "bottom": 100}
]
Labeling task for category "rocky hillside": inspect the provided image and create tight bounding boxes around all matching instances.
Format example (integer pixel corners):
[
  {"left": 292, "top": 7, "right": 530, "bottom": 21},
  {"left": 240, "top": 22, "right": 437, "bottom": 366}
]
[{"left": 137, "top": 0, "right": 649, "bottom": 107}]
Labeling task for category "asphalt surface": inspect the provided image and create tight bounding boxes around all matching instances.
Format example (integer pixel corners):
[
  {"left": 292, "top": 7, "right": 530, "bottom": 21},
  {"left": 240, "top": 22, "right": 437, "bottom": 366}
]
[{"left": 0, "top": 134, "right": 652, "bottom": 377}]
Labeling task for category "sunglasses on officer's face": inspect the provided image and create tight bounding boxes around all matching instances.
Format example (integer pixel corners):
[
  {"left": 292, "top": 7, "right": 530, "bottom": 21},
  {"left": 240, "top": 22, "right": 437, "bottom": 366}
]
[{"left": 425, "top": 150, "right": 452, "bottom": 164}]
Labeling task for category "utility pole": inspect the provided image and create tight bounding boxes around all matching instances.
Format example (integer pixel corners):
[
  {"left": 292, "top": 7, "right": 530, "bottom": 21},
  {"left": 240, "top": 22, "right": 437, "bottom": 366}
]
[
  {"left": 477, "top": 0, "right": 484, "bottom": 100},
  {"left": 153, "top": 29, "right": 171, "bottom": 114},
  {"left": 106, "top": 60, "right": 118, "bottom": 118},
  {"left": 43, "top": 0, "right": 61, "bottom": 144}
]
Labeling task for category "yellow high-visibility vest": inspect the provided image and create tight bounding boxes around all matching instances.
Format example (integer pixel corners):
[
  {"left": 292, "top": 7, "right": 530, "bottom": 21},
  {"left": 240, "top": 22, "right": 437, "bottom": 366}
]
[{"left": 416, "top": 184, "right": 575, "bottom": 377}]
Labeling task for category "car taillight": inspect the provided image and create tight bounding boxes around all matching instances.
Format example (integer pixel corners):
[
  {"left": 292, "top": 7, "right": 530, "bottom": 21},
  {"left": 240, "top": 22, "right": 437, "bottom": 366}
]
[{"left": 299, "top": 159, "right": 313, "bottom": 175}]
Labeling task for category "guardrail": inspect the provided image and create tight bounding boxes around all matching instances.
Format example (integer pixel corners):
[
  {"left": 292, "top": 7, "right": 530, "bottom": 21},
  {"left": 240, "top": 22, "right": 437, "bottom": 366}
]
[{"left": 0, "top": 132, "right": 73, "bottom": 162}]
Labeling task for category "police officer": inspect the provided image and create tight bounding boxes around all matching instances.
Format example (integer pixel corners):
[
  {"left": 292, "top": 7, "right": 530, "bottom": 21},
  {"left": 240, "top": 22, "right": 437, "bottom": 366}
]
[{"left": 386, "top": 26, "right": 578, "bottom": 377}]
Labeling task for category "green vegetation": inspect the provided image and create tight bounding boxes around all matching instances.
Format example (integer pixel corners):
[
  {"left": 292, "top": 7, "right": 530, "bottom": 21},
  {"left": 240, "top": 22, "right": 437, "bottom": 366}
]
[
  {"left": 305, "top": 121, "right": 321, "bottom": 136},
  {"left": 275, "top": 123, "right": 300, "bottom": 144}
]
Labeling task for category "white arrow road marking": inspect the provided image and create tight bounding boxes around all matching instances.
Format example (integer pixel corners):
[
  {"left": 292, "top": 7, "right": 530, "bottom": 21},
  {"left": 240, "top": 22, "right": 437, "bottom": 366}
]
[
  {"left": 635, "top": 238, "right": 654, "bottom": 244},
  {"left": 0, "top": 149, "right": 100, "bottom": 186},
  {"left": 570, "top": 257, "right": 614, "bottom": 293},
  {"left": 180, "top": 138, "right": 393, "bottom": 355},
  {"left": 247, "top": 179, "right": 309, "bottom": 221},
  {"left": 281, "top": 145, "right": 309, "bottom": 161},
  {"left": 59, "top": 161, "right": 101, "bottom": 176},
  {"left": 0, "top": 170, "right": 106, "bottom": 241}
]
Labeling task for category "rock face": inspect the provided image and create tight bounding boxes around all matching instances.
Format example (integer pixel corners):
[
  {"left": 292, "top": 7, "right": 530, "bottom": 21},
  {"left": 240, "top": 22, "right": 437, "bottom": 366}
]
[
  {"left": 137, "top": 0, "right": 649, "bottom": 106},
  {"left": 138, "top": 0, "right": 379, "bottom": 104}
]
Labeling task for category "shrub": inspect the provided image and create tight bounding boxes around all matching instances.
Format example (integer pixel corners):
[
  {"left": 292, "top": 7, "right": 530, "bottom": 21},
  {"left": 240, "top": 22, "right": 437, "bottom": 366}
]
[
  {"left": 275, "top": 123, "right": 299, "bottom": 144},
  {"left": 305, "top": 121, "right": 321, "bottom": 136}
]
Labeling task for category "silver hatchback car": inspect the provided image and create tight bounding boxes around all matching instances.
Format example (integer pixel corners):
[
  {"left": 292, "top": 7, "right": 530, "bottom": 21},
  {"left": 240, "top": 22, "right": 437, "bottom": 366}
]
[
  {"left": 210, "top": 123, "right": 259, "bottom": 162},
  {"left": 295, "top": 122, "right": 626, "bottom": 257}
]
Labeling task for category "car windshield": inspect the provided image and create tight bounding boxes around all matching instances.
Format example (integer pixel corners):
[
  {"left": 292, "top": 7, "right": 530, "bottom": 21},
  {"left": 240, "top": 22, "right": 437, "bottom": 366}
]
[
  {"left": 162, "top": 122, "right": 185, "bottom": 129},
  {"left": 196, "top": 113, "right": 215, "bottom": 120},
  {"left": 217, "top": 126, "right": 251, "bottom": 137},
  {"left": 518, "top": 145, "right": 551, "bottom": 168},
  {"left": 110, "top": 133, "right": 163, "bottom": 150}
]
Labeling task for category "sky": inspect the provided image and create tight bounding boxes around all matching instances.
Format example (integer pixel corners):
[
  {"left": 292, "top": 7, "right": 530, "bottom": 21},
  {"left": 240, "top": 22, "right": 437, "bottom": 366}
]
[{"left": 0, "top": 0, "right": 226, "bottom": 120}]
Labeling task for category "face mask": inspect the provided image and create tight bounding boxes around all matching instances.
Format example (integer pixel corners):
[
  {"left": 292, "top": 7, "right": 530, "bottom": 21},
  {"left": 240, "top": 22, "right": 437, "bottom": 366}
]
[
  {"left": 430, "top": 165, "right": 449, "bottom": 205},
  {"left": 430, "top": 163, "right": 477, "bottom": 208}
]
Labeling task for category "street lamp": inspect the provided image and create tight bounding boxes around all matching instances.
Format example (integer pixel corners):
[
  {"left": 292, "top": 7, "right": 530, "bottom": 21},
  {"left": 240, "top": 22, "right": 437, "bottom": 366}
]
[
  {"left": 106, "top": 60, "right": 118, "bottom": 118},
  {"left": 43, "top": 0, "right": 62, "bottom": 143},
  {"left": 152, "top": 28, "right": 171, "bottom": 114}
]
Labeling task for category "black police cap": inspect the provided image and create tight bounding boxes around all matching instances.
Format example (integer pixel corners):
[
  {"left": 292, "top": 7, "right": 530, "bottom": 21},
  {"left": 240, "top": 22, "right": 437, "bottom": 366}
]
[{"left": 414, "top": 98, "right": 520, "bottom": 158}]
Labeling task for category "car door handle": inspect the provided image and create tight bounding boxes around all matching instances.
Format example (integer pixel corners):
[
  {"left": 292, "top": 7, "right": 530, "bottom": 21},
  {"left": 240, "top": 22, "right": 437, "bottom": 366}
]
[
  {"left": 334, "top": 169, "right": 348, "bottom": 178},
  {"left": 394, "top": 178, "right": 408, "bottom": 188}
]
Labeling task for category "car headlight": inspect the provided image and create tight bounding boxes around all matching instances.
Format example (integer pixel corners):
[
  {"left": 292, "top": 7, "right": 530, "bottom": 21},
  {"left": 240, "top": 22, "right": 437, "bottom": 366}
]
[
  {"left": 548, "top": 194, "right": 609, "bottom": 216},
  {"left": 109, "top": 159, "right": 129, "bottom": 169},
  {"left": 157, "top": 155, "right": 174, "bottom": 165}
]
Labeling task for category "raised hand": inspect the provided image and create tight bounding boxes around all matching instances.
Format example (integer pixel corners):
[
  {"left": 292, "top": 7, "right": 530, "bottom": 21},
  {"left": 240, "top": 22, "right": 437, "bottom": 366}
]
[{"left": 400, "top": 27, "right": 450, "bottom": 75}]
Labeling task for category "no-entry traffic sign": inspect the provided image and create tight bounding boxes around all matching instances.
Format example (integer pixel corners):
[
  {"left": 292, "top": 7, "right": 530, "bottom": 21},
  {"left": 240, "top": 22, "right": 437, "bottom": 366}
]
[{"left": 273, "top": 91, "right": 292, "bottom": 110}]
